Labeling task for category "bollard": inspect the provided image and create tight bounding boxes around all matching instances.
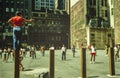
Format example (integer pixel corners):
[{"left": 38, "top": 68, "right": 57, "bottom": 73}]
[
  {"left": 109, "top": 47, "right": 115, "bottom": 76},
  {"left": 14, "top": 50, "right": 20, "bottom": 78},
  {"left": 80, "top": 48, "right": 86, "bottom": 78},
  {"left": 49, "top": 47, "right": 55, "bottom": 78}
]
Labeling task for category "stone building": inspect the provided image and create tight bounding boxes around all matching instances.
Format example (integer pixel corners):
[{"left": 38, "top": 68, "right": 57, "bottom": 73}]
[
  {"left": 28, "top": 11, "right": 70, "bottom": 49},
  {"left": 29, "top": 0, "right": 70, "bottom": 49},
  {"left": 71, "top": 0, "right": 113, "bottom": 49},
  {"left": 114, "top": 0, "right": 120, "bottom": 44}
]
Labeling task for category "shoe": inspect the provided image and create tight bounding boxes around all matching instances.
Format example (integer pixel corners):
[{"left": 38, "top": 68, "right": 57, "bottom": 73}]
[
  {"left": 22, "top": 67, "right": 24, "bottom": 71},
  {"left": 90, "top": 61, "right": 92, "bottom": 64}
]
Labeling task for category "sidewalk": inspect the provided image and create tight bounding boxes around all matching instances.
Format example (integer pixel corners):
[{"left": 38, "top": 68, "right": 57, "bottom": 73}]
[{"left": 0, "top": 49, "right": 120, "bottom": 78}]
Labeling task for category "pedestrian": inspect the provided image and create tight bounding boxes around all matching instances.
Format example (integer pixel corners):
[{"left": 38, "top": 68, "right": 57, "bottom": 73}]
[
  {"left": 0, "top": 48, "right": 3, "bottom": 59},
  {"left": 3, "top": 48, "right": 7, "bottom": 62},
  {"left": 114, "top": 45, "right": 119, "bottom": 61},
  {"left": 71, "top": 45, "right": 76, "bottom": 57},
  {"left": 7, "top": 47, "right": 11, "bottom": 61},
  {"left": 61, "top": 44, "right": 67, "bottom": 61},
  {"left": 105, "top": 44, "right": 109, "bottom": 56},
  {"left": 90, "top": 44, "right": 96, "bottom": 64},
  {"left": 7, "top": 11, "right": 33, "bottom": 51},
  {"left": 22, "top": 48, "right": 26, "bottom": 57},
  {"left": 40, "top": 46, "right": 45, "bottom": 56},
  {"left": 31, "top": 45, "right": 36, "bottom": 59}
]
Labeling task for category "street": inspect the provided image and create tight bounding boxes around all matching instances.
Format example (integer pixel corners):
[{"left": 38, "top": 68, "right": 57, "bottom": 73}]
[{"left": 0, "top": 49, "right": 120, "bottom": 78}]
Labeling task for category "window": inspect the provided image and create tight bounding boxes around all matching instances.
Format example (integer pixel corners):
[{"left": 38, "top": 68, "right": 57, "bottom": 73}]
[
  {"left": 89, "top": 0, "right": 96, "bottom": 5},
  {"left": 11, "top": 8, "right": 14, "bottom": 12},
  {"left": 101, "top": 10, "right": 107, "bottom": 17},
  {"left": 6, "top": 8, "right": 9, "bottom": 12},
  {"left": 111, "top": 8, "right": 113, "bottom": 15},
  {"left": 105, "top": 10, "right": 107, "bottom": 17},
  {"left": 101, "top": 0, "right": 107, "bottom": 6}
]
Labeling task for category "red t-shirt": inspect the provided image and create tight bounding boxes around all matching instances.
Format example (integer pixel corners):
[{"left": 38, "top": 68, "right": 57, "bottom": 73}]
[{"left": 11, "top": 16, "right": 25, "bottom": 27}]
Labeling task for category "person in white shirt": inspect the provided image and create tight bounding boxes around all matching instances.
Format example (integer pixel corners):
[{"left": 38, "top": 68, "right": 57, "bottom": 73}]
[
  {"left": 61, "top": 44, "right": 66, "bottom": 61},
  {"left": 90, "top": 44, "right": 96, "bottom": 64},
  {"left": 114, "top": 45, "right": 119, "bottom": 61}
]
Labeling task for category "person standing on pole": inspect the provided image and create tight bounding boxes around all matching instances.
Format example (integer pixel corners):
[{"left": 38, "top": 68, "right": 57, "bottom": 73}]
[
  {"left": 8, "top": 11, "right": 33, "bottom": 51},
  {"left": 8, "top": 11, "right": 33, "bottom": 76}
]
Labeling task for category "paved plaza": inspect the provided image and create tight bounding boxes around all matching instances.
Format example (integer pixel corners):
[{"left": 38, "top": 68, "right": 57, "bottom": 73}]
[{"left": 0, "top": 49, "right": 120, "bottom": 78}]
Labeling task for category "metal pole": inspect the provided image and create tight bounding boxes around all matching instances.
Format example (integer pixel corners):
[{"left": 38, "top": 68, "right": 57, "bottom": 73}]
[
  {"left": 14, "top": 50, "right": 20, "bottom": 78},
  {"left": 49, "top": 48, "right": 55, "bottom": 78},
  {"left": 109, "top": 47, "right": 115, "bottom": 75},
  {"left": 80, "top": 48, "right": 86, "bottom": 78}
]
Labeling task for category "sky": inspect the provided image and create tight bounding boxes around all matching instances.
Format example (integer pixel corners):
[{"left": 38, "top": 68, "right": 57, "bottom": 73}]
[{"left": 70, "top": 0, "right": 79, "bottom": 7}]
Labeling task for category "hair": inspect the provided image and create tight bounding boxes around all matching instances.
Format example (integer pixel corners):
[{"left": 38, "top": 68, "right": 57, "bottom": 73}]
[{"left": 15, "top": 11, "right": 22, "bottom": 16}]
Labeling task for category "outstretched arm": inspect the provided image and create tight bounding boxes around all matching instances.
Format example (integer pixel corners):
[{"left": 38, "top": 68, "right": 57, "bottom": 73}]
[
  {"left": 8, "top": 18, "right": 14, "bottom": 26},
  {"left": 25, "top": 18, "right": 34, "bottom": 22}
]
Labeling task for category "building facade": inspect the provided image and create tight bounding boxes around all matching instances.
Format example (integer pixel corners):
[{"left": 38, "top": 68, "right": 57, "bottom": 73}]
[
  {"left": 71, "top": 0, "right": 113, "bottom": 49},
  {"left": 29, "top": 11, "right": 70, "bottom": 49},
  {"left": 114, "top": 0, "right": 120, "bottom": 44},
  {"left": 32, "top": 0, "right": 55, "bottom": 11},
  {"left": 29, "top": 0, "right": 70, "bottom": 49}
]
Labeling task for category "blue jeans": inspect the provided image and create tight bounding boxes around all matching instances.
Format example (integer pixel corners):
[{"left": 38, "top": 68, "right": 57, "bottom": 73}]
[{"left": 13, "top": 26, "right": 22, "bottom": 51}]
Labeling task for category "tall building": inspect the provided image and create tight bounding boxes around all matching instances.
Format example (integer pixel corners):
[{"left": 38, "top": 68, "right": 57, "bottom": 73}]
[
  {"left": 32, "top": 0, "right": 55, "bottom": 11},
  {"left": 33, "top": 0, "right": 70, "bottom": 13},
  {"left": 56, "top": 0, "right": 65, "bottom": 10},
  {"left": 29, "top": 11, "right": 70, "bottom": 49},
  {"left": 71, "top": 0, "right": 113, "bottom": 49},
  {"left": 28, "top": 0, "right": 70, "bottom": 49}
]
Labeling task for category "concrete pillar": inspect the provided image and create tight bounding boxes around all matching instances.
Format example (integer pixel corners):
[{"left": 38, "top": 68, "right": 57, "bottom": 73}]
[
  {"left": 14, "top": 50, "right": 20, "bottom": 78},
  {"left": 109, "top": 47, "right": 115, "bottom": 75},
  {"left": 49, "top": 47, "right": 55, "bottom": 78},
  {"left": 80, "top": 48, "right": 86, "bottom": 78}
]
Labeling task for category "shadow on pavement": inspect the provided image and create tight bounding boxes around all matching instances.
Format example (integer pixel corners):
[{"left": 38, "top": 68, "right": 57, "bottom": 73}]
[
  {"left": 94, "top": 62, "right": 104, "bottom": 64},
  {"left": 23, "top": 68, "right": 33, "bottom": 71},
  {"left": 116, "top": 74, "right": 120, "bottom": 76},
  {"left": 87, "top": 76, "right": 99, "bottom": 78}
]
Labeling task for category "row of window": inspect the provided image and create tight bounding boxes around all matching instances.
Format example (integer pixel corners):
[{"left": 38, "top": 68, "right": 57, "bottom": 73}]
[{"left": 89, "top": 0, "right": 108, "bottom": 6}]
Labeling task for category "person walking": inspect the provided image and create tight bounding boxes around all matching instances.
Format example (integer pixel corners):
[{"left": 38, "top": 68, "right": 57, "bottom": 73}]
[
  {"left": 40, "top": 46, "right": 45, "bottom": 56},
  {"left": 114, "top": 45, "right": 119, "bottom": 61},
  {"left": 7, "top": 47, "right": 11, "bottom": 61},
  {"left": 0, "top": 48, "right": 2, "bottom": 59},
  {"left": 3, "top": 48, "right": 7, "bottom": 62},
  {"left": 105, "top": 44, "right": 109, "bottom": 56},
  {"left": 31, "top": 45, "right": 36, "bottom": 59},
  {"left": 90, "top": 44, "right": 96, "bottom": 64},
  {"left": 61, "top": 44, "right": 67, "bottom": 61},
  {"left": 8, "top": 11, "right": 33, "bottom": 51},
  {"left": 71, "top": 45, "right": 76, "bottom": 57}
]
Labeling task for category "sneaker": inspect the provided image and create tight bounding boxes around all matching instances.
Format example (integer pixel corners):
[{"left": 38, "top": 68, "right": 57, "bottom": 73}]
[{"left": 90, "top": 61, "right": 92, "bottom": 64}]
